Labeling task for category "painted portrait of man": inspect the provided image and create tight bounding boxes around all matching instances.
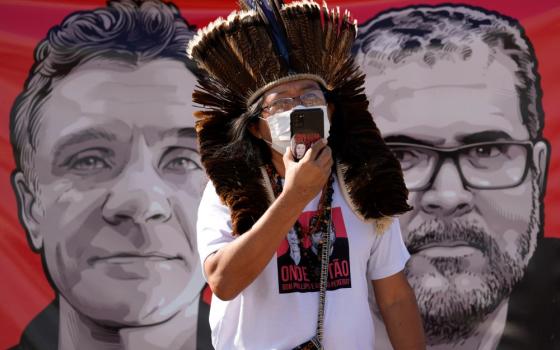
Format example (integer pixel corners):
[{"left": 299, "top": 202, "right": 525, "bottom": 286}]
[
  {"left": 2, "top": 1, "right": 559, "bottom": 349},
  {"left": 9, "top": 1, "right": 208, "bottom": 349},
  {"left": 354, "top": 4, "right": 558, "bottom": 349}
]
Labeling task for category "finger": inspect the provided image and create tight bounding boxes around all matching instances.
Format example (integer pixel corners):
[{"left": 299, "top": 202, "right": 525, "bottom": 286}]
[
  {"left": 316, "top": 146, "right": 332, "bottom": 168},
  {"left": 319, "top": 149, "right": 334, "bottom": 173},
  {"left": 318, "top": 156, "right": 333, "bottom": 176},
  {"left": 303, "top": 139, "right": 327, "bottom": 162},
  {"left": 324, "top": 156, "right": 334, "bottom": 173},
  {"left": 283, "top": 146, "right": 295, "bottom": 163}
]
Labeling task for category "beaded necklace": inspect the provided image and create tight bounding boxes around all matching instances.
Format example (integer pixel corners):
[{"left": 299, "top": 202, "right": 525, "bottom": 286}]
[{"left": 265, "top": 164, "right": 335, "bottom": 282}]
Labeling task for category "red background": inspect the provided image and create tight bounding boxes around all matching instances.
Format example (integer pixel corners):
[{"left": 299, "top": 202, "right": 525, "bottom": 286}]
[{"left": 1, "top": 0, "right": 558, "bottom": 347}]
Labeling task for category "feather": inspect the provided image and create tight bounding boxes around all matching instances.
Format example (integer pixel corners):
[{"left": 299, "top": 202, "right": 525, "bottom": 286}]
[
  {"left": 238, "top": 0, "right": 256, "bottom": 11},
  {"left": 188, "top": 0, "right": 412, "bottom": 235},
  {"left": 249, "top": 0, "right": 291, "bottom": 67}
]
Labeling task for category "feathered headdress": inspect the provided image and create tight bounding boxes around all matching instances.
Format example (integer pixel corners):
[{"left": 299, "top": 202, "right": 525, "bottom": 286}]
[{"left": 188, "top": 0, "right": 411, "bottom": 235}]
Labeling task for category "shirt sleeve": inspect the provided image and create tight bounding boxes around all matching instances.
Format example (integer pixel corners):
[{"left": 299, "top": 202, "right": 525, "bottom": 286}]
[
  {"left": 197, "top": 181, "right": 236, "bottom": 280},
  {"left": 366, "top": 218, "right": 410, "bottom": 280}
]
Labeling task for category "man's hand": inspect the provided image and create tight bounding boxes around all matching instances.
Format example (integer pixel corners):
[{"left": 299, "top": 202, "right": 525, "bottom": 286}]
[
  {"left": 203, "top": 139, "right": 333, "bottom": 301},
  {"left": 283, "top": 139, "right": 333, "bottom": 203}
]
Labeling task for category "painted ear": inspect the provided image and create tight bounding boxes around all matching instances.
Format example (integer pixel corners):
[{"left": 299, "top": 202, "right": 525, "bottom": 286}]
[
  {"left": 533, "top": 140, "right": 550, "bottom": 197},
  {"left": 12, "top": 171, "right": 43, "bottom": 251}
]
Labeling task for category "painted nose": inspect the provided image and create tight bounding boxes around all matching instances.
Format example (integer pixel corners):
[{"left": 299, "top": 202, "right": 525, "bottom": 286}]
[
  {"left": 419, "top": 160, "right": 474, "bottom": 218},
  {"left": 102, "top": 170, "right": 172, "bottom": 225}
]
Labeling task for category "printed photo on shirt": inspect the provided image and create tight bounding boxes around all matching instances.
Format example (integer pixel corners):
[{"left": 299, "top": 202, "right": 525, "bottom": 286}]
[{"left": 276, "top": 207, "right": 351, "bottom": 293}]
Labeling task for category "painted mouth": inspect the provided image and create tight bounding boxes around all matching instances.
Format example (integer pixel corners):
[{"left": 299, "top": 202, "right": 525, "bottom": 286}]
[
  {"left": 408, "top": 241, "right": 484, "bottom": 258},
  {"left": 415, "top": 244, "right": 479, "bottom": 258},
  {"left": 89, "top": 252, "right": 182, "bottom": 265}
]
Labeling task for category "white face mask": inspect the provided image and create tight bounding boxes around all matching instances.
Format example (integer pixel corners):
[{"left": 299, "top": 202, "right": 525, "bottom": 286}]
[{"left": 260, "top": 105, "right": 330, "bottom": 154}]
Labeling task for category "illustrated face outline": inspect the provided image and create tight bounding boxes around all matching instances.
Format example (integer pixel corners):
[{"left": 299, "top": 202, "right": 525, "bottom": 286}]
[
  {"left": 360, "top": 43, "right": 548, "bottom": 340},
  {"left": 13, "top": 59, "right": 208, "bottom": 326}
]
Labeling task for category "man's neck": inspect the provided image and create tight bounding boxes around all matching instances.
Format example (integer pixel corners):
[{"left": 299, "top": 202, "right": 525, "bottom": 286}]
[
  {"left": 58, "top": 296, "right": 198, "bottom": 350},
  {"left": 373, "top": 299, "right": 509, "bottom": 350}
]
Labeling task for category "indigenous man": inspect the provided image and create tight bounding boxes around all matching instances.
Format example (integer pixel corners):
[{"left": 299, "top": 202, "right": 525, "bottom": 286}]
[{"left": 189, "top": 1, "right": 425, "bottom": 349}]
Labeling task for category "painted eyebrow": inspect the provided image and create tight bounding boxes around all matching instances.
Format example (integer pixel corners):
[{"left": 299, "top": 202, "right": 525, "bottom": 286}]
[
  {"left": 457, "top": 130, "right": 513, "bottom": 144},
  {"left": 53, "top": 128, "right": 118, "bottom": 160},
  {"left": 383, "top": 135, "right": 437, "bottom": 146},
  {"left": 384, "top": 131, "right": 514, "bottom": 146},
  {"left": 158, "top": 127, "right": 196, "bottom": 140}
]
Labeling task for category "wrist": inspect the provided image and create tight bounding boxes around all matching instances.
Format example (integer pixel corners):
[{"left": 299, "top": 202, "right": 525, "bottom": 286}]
[{"left": 277, "top": 187, "right": 312, "bottom": 213}]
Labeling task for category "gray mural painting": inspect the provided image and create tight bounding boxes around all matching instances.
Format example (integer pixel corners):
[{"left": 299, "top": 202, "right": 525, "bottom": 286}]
[
  {"left": 9, "top": 1, "right": 209, "bottom": 349},
  {"left": 354, "top": 4, "right": 558, "bottom": 350},
  {"left": 8, "top": 1, "right": 559, "bottom": 349}
]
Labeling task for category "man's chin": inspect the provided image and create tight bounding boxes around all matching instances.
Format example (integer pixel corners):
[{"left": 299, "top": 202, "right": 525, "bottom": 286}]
[
  {"left": 72, "top": 289, "right": 190, "bottom": 327},
  {"left": 66, "top": 271, "right": 192, "bottom": 327},
  {"left": 407, "top": 270, "right": 511, "bottom": 344},
  {"left": 95, "top": 304, "right": 181, "bottom": 328}
]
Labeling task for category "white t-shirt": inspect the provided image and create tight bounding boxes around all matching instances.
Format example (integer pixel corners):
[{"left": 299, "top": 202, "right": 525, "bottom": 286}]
[{"left": 197, "top": 177, "right": 410, "bottom": 350}]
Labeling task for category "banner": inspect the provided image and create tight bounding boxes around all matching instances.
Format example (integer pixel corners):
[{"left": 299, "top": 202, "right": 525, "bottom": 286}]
[{"left": 1, "top": 1, "right": 558, "bottom": 349}]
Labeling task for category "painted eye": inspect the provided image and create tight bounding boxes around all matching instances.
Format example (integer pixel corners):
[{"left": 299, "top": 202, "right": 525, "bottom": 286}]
[
  {"left": 70, "top": 156, "right": 110, "bottom": 172},
  {"left": 160, "top": 146, "right": 202, "bottom": 176},
  {"left": 392, "top": 149, "right": 416, "bottom": 162},
  {"left": 391, "top": 148, "right": 427, "bottom": 171},
  {"left": 164, "top": 157, "right": 200, "bottom": 172},
  {"left": 471, "top": 145, "right": 503, "bottom": 158}
]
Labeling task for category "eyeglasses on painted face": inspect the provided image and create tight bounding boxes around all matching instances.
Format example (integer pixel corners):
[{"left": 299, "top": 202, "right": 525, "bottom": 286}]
[
  {"left": 261, "top": 90, "right": 326, "bottom": 115},
  {"left": 386, "top": 141, "right": 534, "bottom": 191}
]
